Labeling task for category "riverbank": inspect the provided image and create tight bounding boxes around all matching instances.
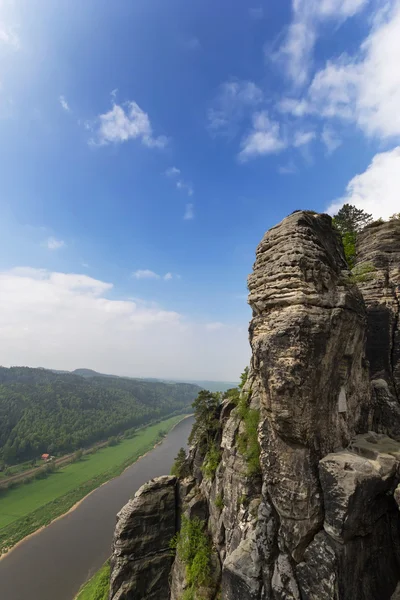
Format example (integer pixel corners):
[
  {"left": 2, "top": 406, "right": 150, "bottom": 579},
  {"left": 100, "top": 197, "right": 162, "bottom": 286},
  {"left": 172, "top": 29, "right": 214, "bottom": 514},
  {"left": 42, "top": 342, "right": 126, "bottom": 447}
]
[{"left": 0, "top": 414, "right": 189, "bottom": 557}]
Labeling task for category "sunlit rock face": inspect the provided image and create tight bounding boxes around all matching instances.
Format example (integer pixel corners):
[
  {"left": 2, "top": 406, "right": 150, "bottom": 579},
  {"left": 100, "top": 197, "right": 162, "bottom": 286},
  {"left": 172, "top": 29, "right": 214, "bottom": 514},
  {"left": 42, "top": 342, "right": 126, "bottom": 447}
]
[{"left": 109, "top": 212, "right": 400, "bottom": 600}]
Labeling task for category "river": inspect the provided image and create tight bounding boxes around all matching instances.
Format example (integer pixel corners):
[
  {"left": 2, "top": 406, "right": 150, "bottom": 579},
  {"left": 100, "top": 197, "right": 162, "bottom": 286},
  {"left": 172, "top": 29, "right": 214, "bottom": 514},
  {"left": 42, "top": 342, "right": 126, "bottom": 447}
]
[{"left": 0, "top": 415, "right": 194, "bottom": 600}]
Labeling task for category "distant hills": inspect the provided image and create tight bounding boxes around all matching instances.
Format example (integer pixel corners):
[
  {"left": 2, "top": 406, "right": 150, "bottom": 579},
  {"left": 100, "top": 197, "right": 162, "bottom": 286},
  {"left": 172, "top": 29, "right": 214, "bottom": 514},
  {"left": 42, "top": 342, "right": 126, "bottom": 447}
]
[
  {"left": 0, "top": 366, "right": 200, "bottom": 465},
  {"left": 54, "top": 368, "right": 238, "bottom": 393}
]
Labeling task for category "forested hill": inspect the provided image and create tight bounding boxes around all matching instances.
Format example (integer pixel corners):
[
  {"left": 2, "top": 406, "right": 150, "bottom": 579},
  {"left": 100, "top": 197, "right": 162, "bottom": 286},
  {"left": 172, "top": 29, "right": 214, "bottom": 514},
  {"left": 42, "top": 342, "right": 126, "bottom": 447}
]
[{"left": 0, "top": 366, "right": 200, "bottom": 465}]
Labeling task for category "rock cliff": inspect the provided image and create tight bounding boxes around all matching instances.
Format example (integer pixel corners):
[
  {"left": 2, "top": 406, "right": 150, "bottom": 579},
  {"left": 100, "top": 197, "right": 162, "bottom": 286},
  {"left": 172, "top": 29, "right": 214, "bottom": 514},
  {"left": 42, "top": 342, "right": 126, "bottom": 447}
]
[{"left": 109, "top": 211, "right": 400, "bottom": 600}]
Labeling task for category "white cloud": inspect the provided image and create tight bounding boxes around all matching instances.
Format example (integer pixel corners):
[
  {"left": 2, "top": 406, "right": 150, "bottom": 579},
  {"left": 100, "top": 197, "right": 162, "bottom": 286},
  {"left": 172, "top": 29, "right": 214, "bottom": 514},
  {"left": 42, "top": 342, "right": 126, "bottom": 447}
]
[
  {"left": 132, "top": 270, "right": 179, "bottom": 281},
  {"left": 184, "top": 203, "right": 194, "bottom": 220},
  {"left": 321, "top": 125, "right": 342, "bottom": 154},
  {"left": 239, "top": 111, "right": 287, "bottom": 161},
  {"left": 59, "top": 95, "right": 70, "bottom": 112},
  {"left": 208, "top": 80, "right": 263, "bottom": 135},
  {"left": 249, "top": 7, "right": 264, "bottom": 19},
  {"left": 327, "top": 147, "right": 400, "bottom": 220},
  {"left": 45, "top": 237, "right": 65, "bottom": 250},
  {"left": 165, "top": 166, "right": 181, "bottom": 177},
  {"left": 272, "top": 0, "right": 368, "bottom": 86},
  {"left": 281, "top": 2, "right": 400, "bottom": 142},
  {"left": 293, "top": 130, "right": 316, "bottom": 147},
  {"left": 92, "top": 100, "right": 167, "bottom": 148},
  {"left": 132, "top": 270, "right": 160, "bottom": 280},
  {"left": 0, "top": 268, "right": 249, "bottom": 380}
]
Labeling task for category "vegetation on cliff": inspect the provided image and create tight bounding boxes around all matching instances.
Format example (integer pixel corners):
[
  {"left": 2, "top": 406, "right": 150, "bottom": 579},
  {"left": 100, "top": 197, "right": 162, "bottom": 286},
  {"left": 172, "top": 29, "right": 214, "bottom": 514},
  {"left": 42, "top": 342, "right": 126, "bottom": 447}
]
[
  {"left": 332, "top": 203, "right": 372, "bottom": 268},
  {"left": 170, "top": 515, "right": 212, "bottom": 600},
  {"left": 75, "top": 561, "right": 110, "bottom": 600},
  {"left": 0, "top": 366, "right": 199, "bottom": 466}
]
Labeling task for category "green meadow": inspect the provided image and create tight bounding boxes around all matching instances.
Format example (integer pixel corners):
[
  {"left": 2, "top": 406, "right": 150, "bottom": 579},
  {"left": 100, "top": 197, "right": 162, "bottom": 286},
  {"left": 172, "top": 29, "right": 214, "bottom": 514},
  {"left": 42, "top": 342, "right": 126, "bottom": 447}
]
[{"left": 0, "top": 414, "right": 186, "bottom": 554}]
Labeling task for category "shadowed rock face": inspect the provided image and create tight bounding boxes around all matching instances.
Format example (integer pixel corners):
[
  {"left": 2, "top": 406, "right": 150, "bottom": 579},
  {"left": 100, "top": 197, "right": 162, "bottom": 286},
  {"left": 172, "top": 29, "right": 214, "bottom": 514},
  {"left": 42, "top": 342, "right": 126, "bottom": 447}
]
[
  {"left": 109, "top": 212, "right": 400, "bottom": 600},
  {"left": 356, "top": 219, "right": 400, "bottom": 400}
]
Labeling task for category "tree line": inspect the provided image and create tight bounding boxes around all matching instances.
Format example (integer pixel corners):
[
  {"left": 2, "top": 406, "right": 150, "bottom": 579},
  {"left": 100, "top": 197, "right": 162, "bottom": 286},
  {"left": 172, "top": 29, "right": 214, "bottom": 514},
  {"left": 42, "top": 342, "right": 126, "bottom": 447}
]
[{"left": 0, "top": 367, "right": 200, "bottom": 466}]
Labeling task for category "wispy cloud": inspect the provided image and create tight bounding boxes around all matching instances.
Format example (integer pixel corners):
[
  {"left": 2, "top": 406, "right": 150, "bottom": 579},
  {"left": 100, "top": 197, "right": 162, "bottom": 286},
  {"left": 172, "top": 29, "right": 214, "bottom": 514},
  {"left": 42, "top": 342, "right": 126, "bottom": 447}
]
[
  {"left": 184, "top": 203, "right": 194, "bottom": 220},
  {"left": 59, "top": 95, "right": 70, "bottom": 112},
  {"left": 208, "top": 80, "right": 263, "bottom": 136},
  {"left": 249, "top": 7, "right": 264, "bottom": 20},
  {"left": 44, "top": 237, "right": 66, "bottom": 251},
  {"left": 165, "top": 166, "right": 181, "bottom": 178},
  {"left": 270, "top": 0, "right": 368, "bottom": 86},
  {"left": 293, "top": 130, "right": 316, "bottom": 147},
  {"left": 132, "top": 270, "right": 160, "bottom": 280},
  {"left": 321, "top": 125, "right": 342, "bottom": 154},
  {"left": 165, "top": 166, "right": 194, "bottom": 196},
  {"left": 278, "top": 2, "right": 400, "bottom": 142},
  {"left": 91, "top": 99, "right": 167, "bottom": 148},
  {"left": 132, "top": 269, "right": 179, "bottom": 281},
  {"left": 278, "top": 161, "right": 298, "bottom": 175},
  {"left": 176, "top": 180, "right": 194, "bottom": 196},
  {"left": 0, "top": 25, "right": 20, "bottom": 50}
]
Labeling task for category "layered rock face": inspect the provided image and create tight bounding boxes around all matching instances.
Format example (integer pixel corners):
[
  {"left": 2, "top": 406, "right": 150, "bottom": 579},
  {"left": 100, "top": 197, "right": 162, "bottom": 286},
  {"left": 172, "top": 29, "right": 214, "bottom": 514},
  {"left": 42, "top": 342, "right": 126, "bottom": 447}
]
[
  {"left": 109, "top": 476, "right": 177, "bottom": 600},
  {"left": 356, "top": 219, "right": 400, "bottom": 398},
  {"left": 109, "top": 212, "right": 400, "bottom": 600}
]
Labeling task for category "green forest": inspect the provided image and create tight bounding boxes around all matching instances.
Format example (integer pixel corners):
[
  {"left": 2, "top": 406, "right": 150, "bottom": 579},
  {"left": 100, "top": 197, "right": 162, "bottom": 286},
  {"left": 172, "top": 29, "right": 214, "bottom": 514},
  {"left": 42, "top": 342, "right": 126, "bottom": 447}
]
[{"left": 0, "top": 367, "right": 199, "bottom": 466}]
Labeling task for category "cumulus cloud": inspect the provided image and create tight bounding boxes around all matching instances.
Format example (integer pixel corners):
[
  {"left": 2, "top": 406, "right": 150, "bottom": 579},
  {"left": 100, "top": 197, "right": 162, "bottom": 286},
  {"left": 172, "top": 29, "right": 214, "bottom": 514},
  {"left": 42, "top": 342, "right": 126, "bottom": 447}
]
[
  {"left": 239, "top": 111, "right": 287, "bottom": 161},
  {"left": 327, "top": 147, "right": 400, "bottom": 220},
  {"left": 44, "top": 237, "right": 65, "bottom": 250},
  {"left": 0, "top": 268, "right": 249, "bottom": 380},
  {"left": 208, "top": 80, "right": 263, "bottom": 136},
  {"left": 272, "top": 0, "right": 368, "bottom": 86},
  {"left": 92, "top": 100, "right": 167, "bottom": 148},
  {"left": 59, "top": 95, "right": 70, "bottom": 112},
  {"left": 184, "top": 203, "right": 194, "bottom": 220}
]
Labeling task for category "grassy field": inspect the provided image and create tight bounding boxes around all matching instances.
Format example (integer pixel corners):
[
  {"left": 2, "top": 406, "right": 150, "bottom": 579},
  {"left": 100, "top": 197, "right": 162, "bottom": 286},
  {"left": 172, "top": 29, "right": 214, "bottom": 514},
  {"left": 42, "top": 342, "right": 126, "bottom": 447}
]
[
  {"left": 75, "top": 561, "right": 110, "bottom": 600},
  {"left": 0, "top": 414, "right": 186, "bottom": 554}
]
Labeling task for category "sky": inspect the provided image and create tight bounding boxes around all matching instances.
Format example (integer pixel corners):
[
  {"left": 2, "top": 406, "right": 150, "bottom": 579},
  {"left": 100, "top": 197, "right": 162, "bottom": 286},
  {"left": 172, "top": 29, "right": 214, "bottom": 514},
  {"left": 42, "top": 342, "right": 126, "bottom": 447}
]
[{"left": 0, "top": 0, "right": 399, "bottom": 381}]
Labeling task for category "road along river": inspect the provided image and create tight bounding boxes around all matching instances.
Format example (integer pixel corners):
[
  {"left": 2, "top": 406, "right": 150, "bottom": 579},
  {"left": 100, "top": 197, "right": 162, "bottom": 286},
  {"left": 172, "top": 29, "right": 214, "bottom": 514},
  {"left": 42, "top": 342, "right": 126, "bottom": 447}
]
[{"left": 0, "top": 415, "right": 194, "bottom": 600}]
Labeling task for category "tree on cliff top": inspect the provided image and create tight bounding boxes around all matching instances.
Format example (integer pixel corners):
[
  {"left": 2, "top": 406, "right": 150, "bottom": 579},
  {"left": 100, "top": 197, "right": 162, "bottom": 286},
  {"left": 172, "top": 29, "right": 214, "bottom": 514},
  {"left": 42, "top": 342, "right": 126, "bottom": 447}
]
[
  {"left": 333, "top": 204, "right": 372, "bottom": 269},
  {"left": 333, "top": 204, "right": 372, "bottom": 234}
]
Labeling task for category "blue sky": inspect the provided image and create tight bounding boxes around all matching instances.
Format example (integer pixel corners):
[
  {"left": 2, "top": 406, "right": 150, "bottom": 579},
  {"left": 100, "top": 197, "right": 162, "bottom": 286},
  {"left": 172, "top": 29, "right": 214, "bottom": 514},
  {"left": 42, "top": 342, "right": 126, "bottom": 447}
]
[{"left": 0, "top": 0, "right": 399, "bottom": 380}]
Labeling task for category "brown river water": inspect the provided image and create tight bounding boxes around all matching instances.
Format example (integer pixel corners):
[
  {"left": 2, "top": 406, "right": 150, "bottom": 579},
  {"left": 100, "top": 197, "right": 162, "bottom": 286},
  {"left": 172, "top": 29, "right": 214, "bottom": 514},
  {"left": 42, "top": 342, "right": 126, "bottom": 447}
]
[{"left": 0, "top": 416, "right": 194, "bottom": 600}]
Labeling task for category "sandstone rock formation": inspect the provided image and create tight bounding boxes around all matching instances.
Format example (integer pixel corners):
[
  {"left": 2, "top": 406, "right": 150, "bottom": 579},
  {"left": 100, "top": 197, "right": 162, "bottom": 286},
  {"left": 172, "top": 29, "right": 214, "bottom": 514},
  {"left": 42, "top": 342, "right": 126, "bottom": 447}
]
[
  {"left": 356, "top": 219, "right": 400, "bottom": 400},
  {"left": 109, "top": 211, "right": 400, "bottom": 600},
  {"left": 109, "top": 476, "right": 177, "bottom": 600}
]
